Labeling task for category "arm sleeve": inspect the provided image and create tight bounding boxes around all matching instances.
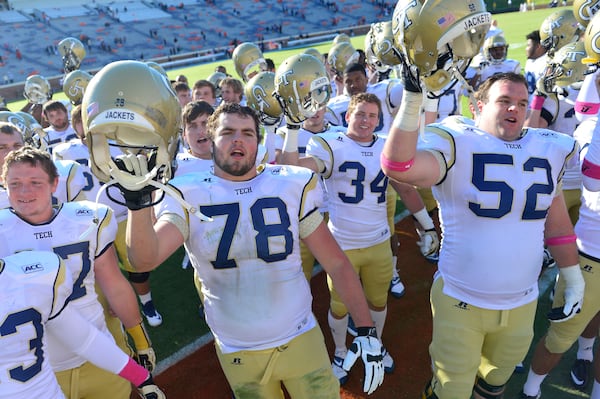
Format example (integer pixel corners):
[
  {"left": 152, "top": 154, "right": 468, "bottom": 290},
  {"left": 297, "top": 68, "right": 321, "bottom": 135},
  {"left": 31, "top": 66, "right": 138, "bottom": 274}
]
[{"left": 46, "top": 305, "right": 130, "bottom": 375}]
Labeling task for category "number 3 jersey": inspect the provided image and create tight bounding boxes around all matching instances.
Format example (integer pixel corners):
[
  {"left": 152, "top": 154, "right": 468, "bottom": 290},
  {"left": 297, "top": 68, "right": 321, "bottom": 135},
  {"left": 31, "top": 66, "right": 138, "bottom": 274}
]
[
  {"left": 155, "top": 164, "right": 323, "bottom": 353},
  {"left": 0, "top": 201, "right": 117, "bottom": 370},
  {"left": 421, "top": 121, "right": 577, "bottom": 309},
  {"left": 306, "top": 132, "right": 391, "bottom": 251},
  {"left": 0, "top": 251, "right": 71, "bottom": 399}
]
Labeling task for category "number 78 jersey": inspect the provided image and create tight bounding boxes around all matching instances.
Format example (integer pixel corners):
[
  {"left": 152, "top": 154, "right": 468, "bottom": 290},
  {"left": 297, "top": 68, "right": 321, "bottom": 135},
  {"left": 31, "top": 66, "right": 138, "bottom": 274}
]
[
  {"left": 306, "top": 132, "right": 391, "bottom": 250},
  {"left": 423, "top": 122, "right": 577, "bottom": 309},
  {"left": 156, "top": 165, "right": 323, "bottom": 353}
]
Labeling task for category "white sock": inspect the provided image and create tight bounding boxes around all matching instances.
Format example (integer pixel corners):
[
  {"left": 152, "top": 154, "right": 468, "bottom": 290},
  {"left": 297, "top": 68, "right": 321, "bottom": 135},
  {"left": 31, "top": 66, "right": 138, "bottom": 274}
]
[
  {"left": 392, "top": 256, "right": 399, "bottom": 279},
  {"left": 328, "top": 311, "right": 348, "bottom": 356},
  {"left": 139, "top": 293, "right": 152, "bottom": 305},
  {"left": 591, "top": 380, "right": 600, "bottom": 399},
  {"left": 522, "top": 369, "right": 546, "bottom": 397},
  {"left": 370, "top": 308, "right": 388, "bottom": 341},
  {"left": 577, "top": 336, "right": 596, "bottom": 361}
]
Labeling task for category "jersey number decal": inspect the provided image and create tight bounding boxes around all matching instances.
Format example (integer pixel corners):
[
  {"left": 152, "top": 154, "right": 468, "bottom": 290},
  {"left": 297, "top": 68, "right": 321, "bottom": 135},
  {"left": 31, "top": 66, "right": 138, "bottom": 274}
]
[
  {"left": 469, "top": 154, "right": 553, "bottom": 219},
  {"left": 338, "top": 161, "right": 388, "bottom": 204},
  {"left": 200, "top": 198, "right": 293, "bottom": 269},
  {"left": 53, "top": 242, "right": 91, "bottom": 301},
  {"left": 1, "top": 308, "right": 44, "bottom": 382}
]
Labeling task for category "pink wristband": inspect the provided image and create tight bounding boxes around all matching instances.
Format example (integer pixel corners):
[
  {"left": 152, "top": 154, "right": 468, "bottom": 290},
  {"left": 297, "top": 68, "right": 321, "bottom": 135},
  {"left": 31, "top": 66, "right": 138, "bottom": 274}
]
[
  {"left": 530, "top": 95, "right": 545, "bottom": 111},
  {"left": 545, "top": 234, "right": 577, "bottom": 246},
  {"left": 380, "top": 153, "right": 414, "bottom": 172},
  {"left": 575, "top": 101, "right": 600, "bottom": 116},
  {"left": 118, "top": 358, "right": 149, "bottom": 387},
  {"left": 582, "top": 158, "right": 600, "bottom": 179}
]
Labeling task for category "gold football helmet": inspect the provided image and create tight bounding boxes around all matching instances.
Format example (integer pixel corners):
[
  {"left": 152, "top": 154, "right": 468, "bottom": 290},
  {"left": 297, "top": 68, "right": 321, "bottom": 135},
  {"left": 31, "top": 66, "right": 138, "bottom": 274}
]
[
  {"left": 274, "top": 54, "right": 330, "bottom": 124},
  {"left": 392, "top": 0, "right": 491, "bottom": 92},
  {"left": 23, "top": 75, "right": 52, "bottom": 104},
  {"left": 145, "top": 61, "right": 168, "bottom": 78},
  {"left": 483, "top": 34, "right": 509, "bottom": 64},
  {"left": 303, "top": 48, "right": 325, "bottom": 64},
  {"left": 332, "top": 33, "right": 351, "bottom": 45},
  {"left": 232, "top": 42, "right": 266, "bottom": 82},
  {"left": 366, "top": 21, "right": 402, "bottom": 72},
  {"left": 245, "top": 71, "right": 283, "bottom": 125},
  {"left": 63, "top": 70, "right": 92, "bottom": 105},
  {"left": 207, "top": 71, "right": 227, "bottom": 97},
  {"left": 540, "top": 10, "right": 583, "bottom": 56},
  {"left": 58, "top": 37, "right": 86, "bottom": 73},
  {"left": 82, "top": 60, "right": 181, "bottom": 189},
  {"left": 543, "top": 41, "right": 587, "bottom": 91},
  {"left": 0, "top": 111, "right": 27, "bottom": 137},
  {"left": 15, "top": 111, "right": 46, "bottom": 148},
  {"left": 327, "top": 41, "right": 360, "bottom": 77},
  {"left": 574, "top": 0, "right": 600, "bottom": 27},
  {"left": 584, "top": 13, "right": 600, "bottom": 65}
]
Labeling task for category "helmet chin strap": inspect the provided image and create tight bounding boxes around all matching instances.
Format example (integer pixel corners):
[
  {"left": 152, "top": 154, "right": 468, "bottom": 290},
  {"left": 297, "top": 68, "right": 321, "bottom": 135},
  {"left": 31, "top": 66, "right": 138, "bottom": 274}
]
[
  {"left": 79, "top": 178, "right": 213, "bottom": 241},
  {"left": 452, "top": 65, "right": 480, "bottom": 119}
]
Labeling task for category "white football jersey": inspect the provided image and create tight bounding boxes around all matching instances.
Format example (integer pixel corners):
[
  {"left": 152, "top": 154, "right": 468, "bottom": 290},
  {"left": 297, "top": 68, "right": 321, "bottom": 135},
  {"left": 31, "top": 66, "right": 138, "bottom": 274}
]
[
  {"left": 0, "top": 201, "right": 118, "bottom": 371},
  {"left": 421, "top": 121, "right": 576, "bottom": 309},
  {"left": 53, "top": 139, "right": 102, "bottom": 202},
  {"left": 574, "top": 118, "right": 600, "bottom": 258},
  {"left": 53, "top": 159, "right": 89, "bottom": 204},
  {"left": 306, "top": 132, "right": 391, "bottom": 250},
  {"left": 0, "top": 251, "right": 71, "bottom": 399},
  {"left": 543, "top": 86, "right": 582, "bottom": 190},
  {"left": 0, "top": 186, "right": 7, "bottom": 209},
  {"left": 175, "top": 150, "right": 214, "bottom": 177},
  {"left": 525, "top": 54, "right": 549, "bottom": 96},
  {"left": 155, "top": 165, "right": 322, "bottom": 353},
  {"left": 478, "top": 59, "right": 521, "bottom": 83},
  {"left": 42, "top": 125, "right": 78, "bottom": 153}
]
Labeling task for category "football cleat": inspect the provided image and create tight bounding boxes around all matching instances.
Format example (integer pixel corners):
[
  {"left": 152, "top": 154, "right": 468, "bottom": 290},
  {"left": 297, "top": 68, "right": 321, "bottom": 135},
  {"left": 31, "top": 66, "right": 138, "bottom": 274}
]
[
  {"left": 382, "top": 348, "right": 395, "bottom": 373},
  {"left": 390, "top": 276, "right": 406, "bottom": 298},
  {"left": 570, "top": 359, "right": 592, "bottom": 388},
  {"left": 141, "top": 300, "right": 162, "bottom": 327},
  {"left": 332, "top": 353, "right": 349, "bottom": 385},
  {"left": 514, "top": 362, "right": 525, "bottom": 373}
]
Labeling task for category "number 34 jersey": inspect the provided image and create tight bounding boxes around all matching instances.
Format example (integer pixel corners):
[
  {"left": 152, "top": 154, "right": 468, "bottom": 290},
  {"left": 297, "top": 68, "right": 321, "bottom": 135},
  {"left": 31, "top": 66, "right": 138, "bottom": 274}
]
[
  {"left": 156, "top": 164, "right": 323, "bottom": 353},
  {"left": 0, "top": 201, "right": 117, "bottom": 370},
  {"left": 422, "top": 122, "right": 577, "bottom": 309}
]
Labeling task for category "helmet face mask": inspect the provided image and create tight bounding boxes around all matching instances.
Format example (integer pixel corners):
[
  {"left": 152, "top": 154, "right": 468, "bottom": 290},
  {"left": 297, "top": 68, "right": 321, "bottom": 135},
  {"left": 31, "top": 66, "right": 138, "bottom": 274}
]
[
  {"left": 232, "top": 42, "right": 267, "bottom": 82},
  {"left": 24, "top": 75, "right": 52, "bottom": 105},
  {"left": 274, "top": 54, "right": 331, "bottom": 124},
  {"left": 58, "top": 37, "right": 86, "bottom": 73},
  {"left": 81, "top": 60, "right": 181, "bottom": 189},
  {"left": 244, "top": 71, "right": 283, "bottom": 126},
  {"left": 392, "top": 0, "right": 491, "bottom": 92}
]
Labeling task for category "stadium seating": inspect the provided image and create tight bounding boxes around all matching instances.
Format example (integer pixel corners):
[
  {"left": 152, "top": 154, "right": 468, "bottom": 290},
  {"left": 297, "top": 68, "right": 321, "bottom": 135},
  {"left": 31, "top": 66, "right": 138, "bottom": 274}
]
[{"left": 0, "top": 0, "right": 388, "bottom": 98}]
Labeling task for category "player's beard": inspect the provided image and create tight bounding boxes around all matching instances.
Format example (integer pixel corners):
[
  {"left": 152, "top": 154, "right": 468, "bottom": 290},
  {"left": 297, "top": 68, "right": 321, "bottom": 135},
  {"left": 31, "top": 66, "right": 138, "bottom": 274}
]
[{"left": 212, "top": 143, "right": 256, "bottom": 179}]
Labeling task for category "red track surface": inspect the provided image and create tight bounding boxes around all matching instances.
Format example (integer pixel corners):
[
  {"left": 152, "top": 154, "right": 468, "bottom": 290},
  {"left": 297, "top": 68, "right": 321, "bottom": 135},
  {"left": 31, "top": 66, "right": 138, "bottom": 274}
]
[{"left": 153, "top": 216, "right": 436, "bottom": 398}]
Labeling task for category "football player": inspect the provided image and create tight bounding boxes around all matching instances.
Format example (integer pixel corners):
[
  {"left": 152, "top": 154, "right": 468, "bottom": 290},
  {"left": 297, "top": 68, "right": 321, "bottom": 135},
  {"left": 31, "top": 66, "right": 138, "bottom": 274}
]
[
  {"left": 82, "top": 59, "right": 385, "bottom": 397},
  {"left": 385, "top": 0, "right": 584, "bottom": 397},
  {"left": 0, "top": 250, "right": 165, "bottom": 399},
  {"left": 276, "top": 55, "right": 396, "bottom": 385},
  {"left": 0, "top": 146, "right": 156, "bottom": 399},
  {"left": 466, "top": 34, "right": 521, "bottom": 90},
  {"left": 42, "top": 100, "right": 77, "bottom": 153}
]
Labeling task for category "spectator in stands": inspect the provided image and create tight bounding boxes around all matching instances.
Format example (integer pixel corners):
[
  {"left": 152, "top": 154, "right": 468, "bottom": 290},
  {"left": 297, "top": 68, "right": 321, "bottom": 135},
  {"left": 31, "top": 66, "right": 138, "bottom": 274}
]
[{"left": 192, "top": 79, "right": 219, "bottom": 107}]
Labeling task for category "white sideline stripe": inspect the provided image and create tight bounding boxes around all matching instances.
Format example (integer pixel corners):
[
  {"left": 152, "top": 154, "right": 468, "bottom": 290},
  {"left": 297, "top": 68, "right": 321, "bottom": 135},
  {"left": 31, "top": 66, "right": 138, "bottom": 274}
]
[{"left": 155, "top": 208, "right": 415, "bottom": 375}]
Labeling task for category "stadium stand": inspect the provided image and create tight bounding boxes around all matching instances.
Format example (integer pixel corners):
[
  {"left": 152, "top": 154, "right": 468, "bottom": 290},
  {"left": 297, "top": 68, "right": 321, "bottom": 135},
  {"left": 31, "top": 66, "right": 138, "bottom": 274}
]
[{"left": 0, "top": 0, "right": 391, "bottom": 100}]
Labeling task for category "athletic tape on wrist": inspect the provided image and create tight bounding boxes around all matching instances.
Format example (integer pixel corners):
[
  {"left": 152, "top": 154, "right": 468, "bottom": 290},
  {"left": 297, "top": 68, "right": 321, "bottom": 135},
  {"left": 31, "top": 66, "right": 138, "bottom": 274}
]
[
  {"left": 393, "top": 91, "right": 422, "bottom": 132},
  {"left": 412, "top": 208, "right": 435, "bottom": 230},
  {"left": 282, "top": 127, "right": 299, "bottom": 153}
]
